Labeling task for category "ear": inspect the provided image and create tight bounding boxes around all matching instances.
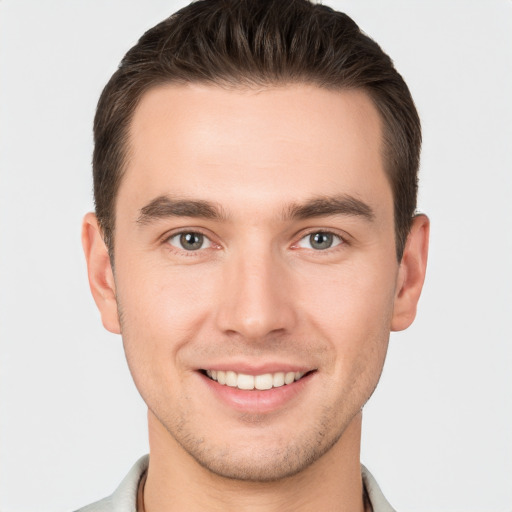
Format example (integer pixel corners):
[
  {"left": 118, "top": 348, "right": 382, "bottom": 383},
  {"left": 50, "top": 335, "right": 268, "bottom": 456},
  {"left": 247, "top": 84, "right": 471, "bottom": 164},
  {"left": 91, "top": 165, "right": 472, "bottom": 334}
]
[
  {"left": 82, "top": 212, "right": 121, "bottom": 334},
  {"left": 391, "top": 214, "right": 430, "bottom": 331}
]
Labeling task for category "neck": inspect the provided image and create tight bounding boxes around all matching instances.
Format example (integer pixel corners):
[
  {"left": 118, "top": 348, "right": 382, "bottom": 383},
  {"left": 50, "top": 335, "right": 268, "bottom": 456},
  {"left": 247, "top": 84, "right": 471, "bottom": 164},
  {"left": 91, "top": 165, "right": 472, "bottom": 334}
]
[{"left": 143, "top": 411, "right": 366, "bottom": 512}]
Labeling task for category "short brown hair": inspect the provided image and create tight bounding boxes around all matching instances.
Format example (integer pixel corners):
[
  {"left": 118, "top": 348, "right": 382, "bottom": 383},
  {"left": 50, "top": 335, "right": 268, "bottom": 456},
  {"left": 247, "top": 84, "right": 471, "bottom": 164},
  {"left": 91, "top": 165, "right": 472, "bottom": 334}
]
[{"left": 93, "top": 0, "right": 421, "bottom": 260}]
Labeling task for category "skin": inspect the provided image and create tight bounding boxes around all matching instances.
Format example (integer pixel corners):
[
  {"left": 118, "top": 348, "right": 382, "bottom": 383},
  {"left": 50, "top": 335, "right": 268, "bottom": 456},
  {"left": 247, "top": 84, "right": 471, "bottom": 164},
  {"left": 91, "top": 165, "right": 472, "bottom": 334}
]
[{"left": 83, "top": 84, "right": 429, "bottom": 512}]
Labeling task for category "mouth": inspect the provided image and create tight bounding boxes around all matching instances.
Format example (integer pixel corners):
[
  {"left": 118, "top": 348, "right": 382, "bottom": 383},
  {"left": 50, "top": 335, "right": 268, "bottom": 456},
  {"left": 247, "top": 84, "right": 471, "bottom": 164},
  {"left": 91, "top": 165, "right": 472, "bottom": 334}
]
[{"left": 201, "top": 369, "right": 313, "bottom": 390}]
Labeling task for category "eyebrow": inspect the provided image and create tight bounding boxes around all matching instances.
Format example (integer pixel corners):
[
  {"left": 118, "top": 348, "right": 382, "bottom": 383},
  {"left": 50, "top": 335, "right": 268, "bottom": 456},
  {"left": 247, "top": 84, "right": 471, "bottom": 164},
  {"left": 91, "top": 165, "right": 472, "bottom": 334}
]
[
  {"left": 283, "top": 195, "right": 375, "bottom": 222},
  {"left": 137, "top": 195, "right": 227, "bottom": 225},
  {"left": 136, "top": 193, "right": 375, "bottom": 225}
]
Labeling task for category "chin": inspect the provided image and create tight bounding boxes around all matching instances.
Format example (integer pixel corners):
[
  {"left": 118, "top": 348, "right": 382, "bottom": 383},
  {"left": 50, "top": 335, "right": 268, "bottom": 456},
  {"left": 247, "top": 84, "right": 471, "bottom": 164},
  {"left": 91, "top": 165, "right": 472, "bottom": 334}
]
[
  {"left": 189, "top": 443, "right": 332, "bottom": 482},
  {"left": 168, "top": 414, "right": 348, "bottom": 483}
]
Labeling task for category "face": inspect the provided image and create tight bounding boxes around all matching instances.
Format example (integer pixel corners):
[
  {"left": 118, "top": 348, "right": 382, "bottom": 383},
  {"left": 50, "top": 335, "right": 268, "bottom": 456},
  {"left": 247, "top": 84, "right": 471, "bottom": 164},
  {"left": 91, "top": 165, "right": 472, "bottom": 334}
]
[{"left": 90, "top": 84, "right": 410, "bottom": 481}]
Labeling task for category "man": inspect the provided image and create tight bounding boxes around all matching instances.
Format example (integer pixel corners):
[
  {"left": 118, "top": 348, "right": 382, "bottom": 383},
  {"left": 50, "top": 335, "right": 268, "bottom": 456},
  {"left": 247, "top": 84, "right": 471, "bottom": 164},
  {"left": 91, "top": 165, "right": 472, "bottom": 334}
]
[{"left": 80, "top": 0, "right": 429, "bottom": 510}]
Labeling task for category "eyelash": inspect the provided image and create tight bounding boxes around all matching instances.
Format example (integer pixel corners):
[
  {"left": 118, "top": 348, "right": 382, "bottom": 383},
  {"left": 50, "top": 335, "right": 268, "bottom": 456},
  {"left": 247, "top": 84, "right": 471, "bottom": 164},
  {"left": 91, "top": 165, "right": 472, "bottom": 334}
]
[{"left": 162, "top": 228, "right": 349, "bottom": 256}]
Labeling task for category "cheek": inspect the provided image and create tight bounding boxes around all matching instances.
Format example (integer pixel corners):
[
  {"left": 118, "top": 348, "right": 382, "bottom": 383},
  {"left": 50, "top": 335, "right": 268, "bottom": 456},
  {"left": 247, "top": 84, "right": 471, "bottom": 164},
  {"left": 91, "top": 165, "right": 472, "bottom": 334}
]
[
  {"left": 115, "top": 259, "right": 219, "bottom": 366},
  {"left": 114, "top": 260, "right": 222, "bottom": 412},
  {"left": 297, "top": 258, "right": 397, "bottom": 368},
  {"left": 300, "top": 253, "right": 397, "bottom": 315}
]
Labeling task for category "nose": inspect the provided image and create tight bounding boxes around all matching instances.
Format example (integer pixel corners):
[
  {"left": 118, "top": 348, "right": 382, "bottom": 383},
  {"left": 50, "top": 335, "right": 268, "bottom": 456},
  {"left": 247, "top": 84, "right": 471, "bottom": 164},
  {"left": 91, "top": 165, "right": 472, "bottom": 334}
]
[{"left": 214, "top": 245, "right": 297, "bottom": 341}]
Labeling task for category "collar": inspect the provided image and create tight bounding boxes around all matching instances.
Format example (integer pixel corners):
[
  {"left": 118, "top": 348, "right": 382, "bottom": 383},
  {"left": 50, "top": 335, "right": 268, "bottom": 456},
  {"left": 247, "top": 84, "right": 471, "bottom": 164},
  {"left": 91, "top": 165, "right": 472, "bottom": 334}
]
[{"left": 76, "top": 455, "right": 396, "bottom": 512}]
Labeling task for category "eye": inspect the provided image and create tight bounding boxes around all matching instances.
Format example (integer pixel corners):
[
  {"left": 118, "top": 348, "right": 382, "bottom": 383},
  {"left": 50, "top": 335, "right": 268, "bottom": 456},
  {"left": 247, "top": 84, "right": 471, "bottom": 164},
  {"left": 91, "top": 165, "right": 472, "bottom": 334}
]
[
  {"left": 297, "top": 231, "right": 343, "bottom": 250},
  {"left": 167, "top": 231, "right": 212, "bottom": 251}
]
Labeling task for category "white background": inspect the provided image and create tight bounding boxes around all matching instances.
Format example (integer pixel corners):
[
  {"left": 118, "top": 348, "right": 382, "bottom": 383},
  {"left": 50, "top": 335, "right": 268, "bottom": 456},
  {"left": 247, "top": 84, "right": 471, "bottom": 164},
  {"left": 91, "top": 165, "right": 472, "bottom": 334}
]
[{"left": 1, "top": 1, "right": 511, "bottom": 511}]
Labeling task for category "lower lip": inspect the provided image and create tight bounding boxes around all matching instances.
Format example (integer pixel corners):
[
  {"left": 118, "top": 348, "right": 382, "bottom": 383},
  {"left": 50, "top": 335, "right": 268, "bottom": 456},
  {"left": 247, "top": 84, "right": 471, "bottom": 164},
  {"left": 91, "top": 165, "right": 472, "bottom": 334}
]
[{"left": 199, "top": 372, "right": 314, "bottom": 414}]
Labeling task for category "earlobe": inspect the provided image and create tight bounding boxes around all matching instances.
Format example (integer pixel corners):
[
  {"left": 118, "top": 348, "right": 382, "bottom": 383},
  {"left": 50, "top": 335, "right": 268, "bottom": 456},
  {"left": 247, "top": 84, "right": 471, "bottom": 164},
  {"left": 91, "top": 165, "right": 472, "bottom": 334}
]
[
  {"left": 391, "top": 214, "right": 430, "bottom": 332},
  {"left": 81, "top": 212, "right": 121, "bottom": 334}
]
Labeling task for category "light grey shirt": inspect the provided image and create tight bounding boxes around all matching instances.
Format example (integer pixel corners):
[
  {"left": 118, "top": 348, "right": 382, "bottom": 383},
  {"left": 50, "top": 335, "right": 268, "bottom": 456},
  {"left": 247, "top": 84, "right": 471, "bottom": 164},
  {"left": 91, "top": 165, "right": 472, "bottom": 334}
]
[{"left": 75, "top": 455, "right": 396, "bottom": 512}]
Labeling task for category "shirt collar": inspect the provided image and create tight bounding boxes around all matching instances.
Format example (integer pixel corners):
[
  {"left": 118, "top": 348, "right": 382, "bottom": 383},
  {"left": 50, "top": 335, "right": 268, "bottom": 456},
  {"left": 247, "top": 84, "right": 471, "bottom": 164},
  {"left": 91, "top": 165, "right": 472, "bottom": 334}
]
[{"left": 80, "top": 455, "right": 396, "bottom": 512}]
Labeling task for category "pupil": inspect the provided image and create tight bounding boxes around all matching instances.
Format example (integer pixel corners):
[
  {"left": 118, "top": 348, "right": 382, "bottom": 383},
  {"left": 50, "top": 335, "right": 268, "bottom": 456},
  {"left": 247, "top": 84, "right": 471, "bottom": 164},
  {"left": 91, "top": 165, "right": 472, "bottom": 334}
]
[
  {"left": 311, "top": 232, "right": 332, "bottom": 250},
  {"left": 180, "top": 232, "right": 203, "bottom": 250}
]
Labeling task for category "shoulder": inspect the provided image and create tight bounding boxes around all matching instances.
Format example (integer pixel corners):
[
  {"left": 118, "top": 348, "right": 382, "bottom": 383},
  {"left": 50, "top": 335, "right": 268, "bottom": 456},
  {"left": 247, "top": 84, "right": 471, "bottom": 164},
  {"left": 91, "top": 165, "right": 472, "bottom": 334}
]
[
  {"left": 74, "top": 455, "right": 149, "bottom": 512},
  {"left": 361, "top": 464, "right": 397, "bottom": 512}
]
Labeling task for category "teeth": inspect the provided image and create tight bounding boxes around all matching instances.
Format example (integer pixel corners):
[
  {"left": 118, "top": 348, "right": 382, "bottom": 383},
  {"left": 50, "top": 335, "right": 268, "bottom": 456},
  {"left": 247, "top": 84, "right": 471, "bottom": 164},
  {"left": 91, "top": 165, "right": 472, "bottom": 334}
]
[
  {"left": 285, "top": 372, "right": 295, "bottom": 385},
  {"left": 225, "top": 370, "right": 237, "bottom": 387},
  {"left": 273, "top": 372, "right": 285, "bottom": 388},
  {"left": 255, "top": 374, "right": 273, "bottom": 390},
  {"left": 205, "top": 370, "right": 307, "bottom": 390},
  {"left": 237, "top": 374, "right": 255, "bottom": 390}
]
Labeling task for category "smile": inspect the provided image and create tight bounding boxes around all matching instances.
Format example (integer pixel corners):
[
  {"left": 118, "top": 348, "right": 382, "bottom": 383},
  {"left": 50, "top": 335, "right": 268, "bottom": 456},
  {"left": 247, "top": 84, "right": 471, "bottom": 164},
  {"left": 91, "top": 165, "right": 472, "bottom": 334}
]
[{"left": 204, "top": 370, "right": 307, "bottom": 390}]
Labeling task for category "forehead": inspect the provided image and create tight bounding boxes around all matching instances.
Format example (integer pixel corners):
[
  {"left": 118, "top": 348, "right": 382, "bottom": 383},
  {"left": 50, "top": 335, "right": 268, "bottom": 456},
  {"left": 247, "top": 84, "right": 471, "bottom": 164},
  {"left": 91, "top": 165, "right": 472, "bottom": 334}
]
[{"left": 121, "top": 83, "right": 391, "bottom": 218}]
